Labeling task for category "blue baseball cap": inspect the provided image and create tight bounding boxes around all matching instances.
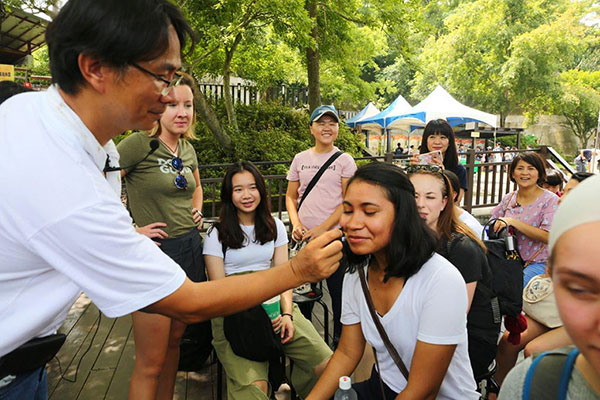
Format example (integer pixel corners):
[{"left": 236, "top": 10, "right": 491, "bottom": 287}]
[{"left": 309, "top": 105, "right": 339, "bottom": 125}]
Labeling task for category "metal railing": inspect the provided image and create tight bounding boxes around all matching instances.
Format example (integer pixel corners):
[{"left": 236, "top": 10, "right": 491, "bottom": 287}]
[
  {"left": 197, "top": 146, "right": 575, "bottom": 219},
  {"left": 462, "top": 146, "right": 574, "bottom": 212}
]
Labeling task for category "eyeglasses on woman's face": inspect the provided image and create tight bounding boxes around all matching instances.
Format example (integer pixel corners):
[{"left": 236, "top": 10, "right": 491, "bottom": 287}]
[{"left": 405, "top": 164, "right": 443, "bottom": 175}]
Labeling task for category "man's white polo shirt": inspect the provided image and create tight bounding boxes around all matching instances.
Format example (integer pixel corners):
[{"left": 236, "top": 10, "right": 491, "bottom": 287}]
[{"left": 0, "top": 86, "right": 186, "bottom": 358}]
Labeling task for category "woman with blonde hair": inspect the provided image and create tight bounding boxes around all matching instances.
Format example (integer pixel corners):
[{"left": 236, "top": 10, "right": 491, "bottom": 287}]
[
  {"left": 407, "top": 165, "right": 500, "bottom": 381},
  {"left": 117, "top": 72, "right": 206, "bottom": 399}
]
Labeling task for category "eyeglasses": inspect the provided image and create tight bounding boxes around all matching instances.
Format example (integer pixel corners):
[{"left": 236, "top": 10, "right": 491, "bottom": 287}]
[
  {"left": 130, "top": 62, "right": 183, "bottom": 96},
  {"left": 405, "top": 164, "right": 443, "bottom": 174},
  {"left": 171, "top": 157, "right": 188, "bottom": 190}
]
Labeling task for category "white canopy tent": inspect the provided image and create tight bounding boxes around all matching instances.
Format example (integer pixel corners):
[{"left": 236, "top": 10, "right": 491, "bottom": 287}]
[
  {"left": 345, "top": 102, "right": 380, "bottom": 129},
  {"left": 387, "top": 85, "right": 498, "bottom": 129},
  {"left": 346, "top": 102, "right": 380, "bottom": 128}
]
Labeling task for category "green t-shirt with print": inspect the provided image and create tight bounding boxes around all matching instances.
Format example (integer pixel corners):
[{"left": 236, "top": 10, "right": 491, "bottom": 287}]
[{"left": 117, "top": 131, "right": 199, "bottom": 238}]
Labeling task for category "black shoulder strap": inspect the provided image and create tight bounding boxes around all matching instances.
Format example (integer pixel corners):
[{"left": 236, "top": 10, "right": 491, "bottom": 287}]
[
  {"left": 297, "top": 151, "right": 343, "bottom": 212},
  {"left": 357, "top": 266, "right": 409, "bottom": 380}
]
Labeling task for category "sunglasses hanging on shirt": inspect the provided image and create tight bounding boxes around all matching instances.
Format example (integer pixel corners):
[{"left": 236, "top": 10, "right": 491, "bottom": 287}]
[{"left": 171, "top": 157, "right": 188, "bottom": 190}]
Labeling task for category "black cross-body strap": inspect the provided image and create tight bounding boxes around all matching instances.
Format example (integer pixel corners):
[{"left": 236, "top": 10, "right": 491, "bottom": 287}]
[
  {"left": 297, "top": 151, "right": 343, "bottom": 212},
  {"left": 357, "top": 266, "right": 409, "bottom": 380}
]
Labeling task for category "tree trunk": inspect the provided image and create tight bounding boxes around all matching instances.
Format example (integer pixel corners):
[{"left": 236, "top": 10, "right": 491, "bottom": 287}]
[
  {"left": 222, "top": 67, "right": 238, "bottom": 132},
  {"left": 222, "top": 34, "right": 242, "bottom": 132},
  {"left": 305, "top": 0, "right": 321, "bottom": 113},
  {"left": 194, "top": 90, "right": 233, "bottom": 154}
]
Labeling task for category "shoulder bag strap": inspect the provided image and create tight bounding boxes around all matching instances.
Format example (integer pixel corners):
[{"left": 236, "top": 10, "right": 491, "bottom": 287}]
[
  {"left": 523, "top": 347, "right": 579, "bottom": 400},
  {"left": 503, "top": 191, "right": 517, "bottom": 215},
  {"left": 357, "top": 266, "right": 409, "bottom": 380},
  {"left": 297, "top": 151, "right": 343, "bottom": 212},
  {"left": 523, "top": 245, "right": 546, "bottom": 268}
]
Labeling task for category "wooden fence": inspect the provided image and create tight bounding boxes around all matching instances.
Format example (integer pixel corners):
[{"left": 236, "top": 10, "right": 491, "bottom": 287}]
[{"left": 196, "top": 146, "right": 575, "bottom": 220}]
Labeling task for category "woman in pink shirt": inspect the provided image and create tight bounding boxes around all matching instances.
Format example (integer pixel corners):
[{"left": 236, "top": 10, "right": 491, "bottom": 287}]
[
  {"left": 491, "top": 152, "right": 558, "bottom": 287},
  {"left": 286, "top": 105, "right": 357, "bottom": 344}
]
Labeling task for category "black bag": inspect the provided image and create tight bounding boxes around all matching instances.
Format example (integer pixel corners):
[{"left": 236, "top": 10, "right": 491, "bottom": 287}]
[
  {"left": 223, "top": 305, "right": 285, "bottom": 390},
  {"left": 0, "top": 334, "right": 66, "bottom": 377},
  {"left": 223, "top": 305, "right": 283, "bottom": 362},
  {"left": 178, "top": 321, "right": 213, "bottom": 372},
  {"left": 481, "top": 219, "right": 524, "bottom": 319}
]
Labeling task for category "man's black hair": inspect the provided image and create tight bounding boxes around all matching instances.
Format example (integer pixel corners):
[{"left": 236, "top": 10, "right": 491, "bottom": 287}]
[
  {"left": 344, "top": 162, "right": 437, "bottom": 282},
  {"left": 0, "top": 81, "right": 32, "bottom": 105},
  {"left": 46, "top": 0, "right": 196, "bottom": 94},
  {"left": 545, "top": 169, "right": 564, "bottom": 187}
]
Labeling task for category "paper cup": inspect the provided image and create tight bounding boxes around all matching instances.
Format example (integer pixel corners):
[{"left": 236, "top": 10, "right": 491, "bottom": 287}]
[{"left": 261, "top": 295, "right": 281, "bottom": 321}]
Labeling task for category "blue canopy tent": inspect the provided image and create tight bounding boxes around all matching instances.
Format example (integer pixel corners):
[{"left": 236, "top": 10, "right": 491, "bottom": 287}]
[
  {"left": 358, "top": 94, "right": 423, "bottom": 152},
  {"left": 345, "top": 102, "right": 380, "bottom": 129}
]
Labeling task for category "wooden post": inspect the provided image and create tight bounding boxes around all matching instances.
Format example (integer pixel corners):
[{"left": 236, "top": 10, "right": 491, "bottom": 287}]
[
  {"left": 384, "top": 152, "right": 393, "bottom": 164},
  {"left": 386, "top": 129, "right": 392, "bottom": 153},
  {"left": 539, "top": 145, "right": 549, "bottom": 166},
  {"left": 464, "top": 148, "right": 475, "bottom": 213}
]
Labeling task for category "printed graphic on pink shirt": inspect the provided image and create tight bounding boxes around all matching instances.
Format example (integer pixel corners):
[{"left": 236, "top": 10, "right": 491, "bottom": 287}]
[{"left": 287, "top": 147, "right": 357, "bottom": 230}]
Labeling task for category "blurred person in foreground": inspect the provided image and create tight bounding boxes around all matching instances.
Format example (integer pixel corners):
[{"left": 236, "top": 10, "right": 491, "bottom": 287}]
[{"left": 498, "top": 174, "right": 600, "bottom": 399}]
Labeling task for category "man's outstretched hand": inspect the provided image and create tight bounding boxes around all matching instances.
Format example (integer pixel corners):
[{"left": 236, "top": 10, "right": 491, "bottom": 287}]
[{"left": 289, "top": 229, "right": 343, "bottom": 283}]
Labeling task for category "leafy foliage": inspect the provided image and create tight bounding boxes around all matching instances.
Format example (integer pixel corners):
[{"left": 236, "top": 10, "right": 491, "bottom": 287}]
[
  {"left": 191, "top": 101, "right": 363, "bottom": 176},
  {"left": 546, "top": 70, "right": 600, "bottom": 149},
  {"left": 411, "top": 0, "right": 593, "bottom": 123}
]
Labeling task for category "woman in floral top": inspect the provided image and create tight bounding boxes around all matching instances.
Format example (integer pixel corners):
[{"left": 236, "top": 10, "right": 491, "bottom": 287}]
[{"left": 491, "top": 152, "right": 558, "bottom": 287}]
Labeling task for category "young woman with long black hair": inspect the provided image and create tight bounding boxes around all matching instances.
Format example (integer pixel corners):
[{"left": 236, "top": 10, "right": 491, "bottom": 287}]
[
  {"left": 204, "top": 161, "right": 332, "bottom": 399},
  {"left": 410, "top": 119, "right": 468, "bottom": 202},
  {"left": 307, "top": 162, "right": 479, "bottom": 400}
]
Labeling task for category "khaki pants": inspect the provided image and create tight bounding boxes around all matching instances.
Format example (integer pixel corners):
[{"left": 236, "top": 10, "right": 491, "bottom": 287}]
[{"left": 212, "top": 303, "right": 332, "bottom": 399}]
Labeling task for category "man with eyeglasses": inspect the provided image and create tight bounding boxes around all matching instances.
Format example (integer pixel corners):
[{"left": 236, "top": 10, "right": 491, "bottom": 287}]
[{"left": 0, "top": 1, "right": 342, "bottom": 398}]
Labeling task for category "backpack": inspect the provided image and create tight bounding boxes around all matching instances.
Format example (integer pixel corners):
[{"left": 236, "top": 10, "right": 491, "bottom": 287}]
[
  {"left": 178, "top": 322, "right": 213, "bottom": 371},
  {"left": 445, "top": 221, "right": 524, "bottom": 321},
  {"left": 223, "top": 304, "right": 286, "bottom": 390},
  {"left": 522, "top": 346, "right": 580, "bottom": 400},
  {"left": 481, "top": 219, "right": 524, "bottom": 320}
]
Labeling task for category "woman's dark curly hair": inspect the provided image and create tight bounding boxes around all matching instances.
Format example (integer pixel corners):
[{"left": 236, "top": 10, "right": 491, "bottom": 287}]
[{"left": 343, "top": 162, "right": 438, "bottom": 282}]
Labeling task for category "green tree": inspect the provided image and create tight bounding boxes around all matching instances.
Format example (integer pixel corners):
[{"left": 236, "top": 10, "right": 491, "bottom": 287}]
[
  {"left": 180, "top": 0, "right": 310, "bottom": 133},
  {"left": 30, "top": 46, "right": 50, "bottom": 75},
  {"left": 548, "top": 70, "right": 600, "bottom": 149},
  {"left": 301, "top": 0, "right": 418, "bottom": 112},
  {"left": 2, "top": 0, "right": 60, "bottom": 18},
  {"left": 411, "top": 0, "right": 591, "bottom": 126}
]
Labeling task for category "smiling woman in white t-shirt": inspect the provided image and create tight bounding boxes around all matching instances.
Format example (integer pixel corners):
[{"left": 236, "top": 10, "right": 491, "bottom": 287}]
[
  {"left": 307, "top": 162, "right": 479, "bottom": 400},
  {"left": 203, "top": 161, "right": 332, "bottom": 400}
]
